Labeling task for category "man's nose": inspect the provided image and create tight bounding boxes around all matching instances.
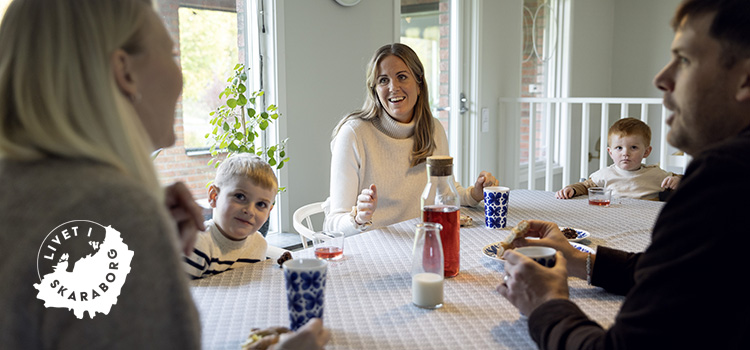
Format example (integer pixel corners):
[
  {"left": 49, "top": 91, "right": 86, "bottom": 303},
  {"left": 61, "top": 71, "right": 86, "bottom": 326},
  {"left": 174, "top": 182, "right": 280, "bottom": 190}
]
[{"left": 654, "top": 63, "right": 674, "bottom": 92}]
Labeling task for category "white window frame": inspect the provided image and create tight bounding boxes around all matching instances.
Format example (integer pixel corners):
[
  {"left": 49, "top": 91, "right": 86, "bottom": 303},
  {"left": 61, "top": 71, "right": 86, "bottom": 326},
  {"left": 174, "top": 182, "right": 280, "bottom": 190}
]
[{"left": 246, "top": 0, "right": 285, "bottom": 235}]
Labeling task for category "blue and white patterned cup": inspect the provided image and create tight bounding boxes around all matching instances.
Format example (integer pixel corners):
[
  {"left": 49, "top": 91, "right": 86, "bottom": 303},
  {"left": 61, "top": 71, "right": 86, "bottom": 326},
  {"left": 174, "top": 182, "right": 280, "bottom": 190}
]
[
  {"left": 283, "top": 258, "right": 327, "bottom": 331},
  {"left": 484, "top": 186, "right": 510, "bottom": 229},
  {"left": 515, "top": 247, "right": 557, "bottom": 267}
]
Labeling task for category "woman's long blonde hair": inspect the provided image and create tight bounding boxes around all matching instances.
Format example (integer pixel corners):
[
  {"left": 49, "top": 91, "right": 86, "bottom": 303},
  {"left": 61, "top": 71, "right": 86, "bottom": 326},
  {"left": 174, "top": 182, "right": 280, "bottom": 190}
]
[
  {"left": 0, "top": 0, "right": 163, "bottom": 200},
  {"left": 333, "top": 43, "right": 436, "bottom": 167}
]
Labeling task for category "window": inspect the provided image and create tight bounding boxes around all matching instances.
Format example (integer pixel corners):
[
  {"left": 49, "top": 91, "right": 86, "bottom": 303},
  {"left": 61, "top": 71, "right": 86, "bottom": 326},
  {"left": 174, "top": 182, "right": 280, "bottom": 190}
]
[
  {"left": 400, "top": 0, "right": 449, "bottom": 130},
  {"left": 153, "top": 0, "right": 283, "bottom": 235},
  {"left": 178, "top": 7, "right": 239, "bottom": 150},
  {"left": 520, "top": 0, "right": 561, "bottom": 166}
]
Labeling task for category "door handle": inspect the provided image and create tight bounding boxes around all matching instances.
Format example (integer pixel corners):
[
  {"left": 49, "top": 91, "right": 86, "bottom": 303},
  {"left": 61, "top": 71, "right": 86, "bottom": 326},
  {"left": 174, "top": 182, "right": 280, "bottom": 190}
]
[{"left": 436, "top": 93, "right": 468, "bottom": 114}]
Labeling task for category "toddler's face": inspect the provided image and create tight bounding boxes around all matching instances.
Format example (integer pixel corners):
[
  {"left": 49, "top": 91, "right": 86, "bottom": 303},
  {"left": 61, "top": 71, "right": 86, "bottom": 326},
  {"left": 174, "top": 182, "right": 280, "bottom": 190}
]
[
  {"left": 607, "top": 134, "right": 652, "bottom": 171},
  {"left": 210, "top": 178, "right": 276, "bottom": 241}
]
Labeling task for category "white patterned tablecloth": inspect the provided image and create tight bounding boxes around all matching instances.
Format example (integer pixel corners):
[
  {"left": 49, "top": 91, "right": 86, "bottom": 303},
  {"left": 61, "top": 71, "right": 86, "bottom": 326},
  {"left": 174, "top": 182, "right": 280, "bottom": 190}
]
[{"left": 190, "top": 190, "right": 664, "bottom": 349}]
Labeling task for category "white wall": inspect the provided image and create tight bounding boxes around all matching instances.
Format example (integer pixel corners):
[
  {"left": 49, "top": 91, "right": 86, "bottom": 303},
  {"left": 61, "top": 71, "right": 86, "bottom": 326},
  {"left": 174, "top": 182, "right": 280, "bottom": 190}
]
[
  {"left": 275, "top": 0, "right": 395, "bottom": 231},
  {"left": 474, "top": 0, "right": 522, "bottom": 186},
  {"left": 567, "top": 0, "right": 615, "bottom": 97},
  {"left": 611, "top": 0, "right": 681, "bottom": 97},
  {"left": 567, "top": 0, "right": 680, "bottom": 98}
]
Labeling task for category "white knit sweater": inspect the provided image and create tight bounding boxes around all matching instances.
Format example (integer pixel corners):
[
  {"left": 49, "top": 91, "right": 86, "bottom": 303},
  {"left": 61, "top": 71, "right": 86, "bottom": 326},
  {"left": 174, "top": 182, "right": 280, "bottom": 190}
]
[{"left": 323, "top": 113, "right": 478, "bottom": 236}]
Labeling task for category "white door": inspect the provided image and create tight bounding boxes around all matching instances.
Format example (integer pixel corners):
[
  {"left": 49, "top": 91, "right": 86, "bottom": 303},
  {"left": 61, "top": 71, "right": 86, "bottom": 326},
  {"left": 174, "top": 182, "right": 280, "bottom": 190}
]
[{"left": 400, "top": 0, "right": 475, "bottom": 184}]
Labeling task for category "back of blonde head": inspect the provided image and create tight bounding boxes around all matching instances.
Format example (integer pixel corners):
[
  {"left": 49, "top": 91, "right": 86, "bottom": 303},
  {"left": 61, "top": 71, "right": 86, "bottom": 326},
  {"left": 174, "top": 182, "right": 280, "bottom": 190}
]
[
  {"left": 214, "top": 154, "right": 278, "bottom": 193},
  {"left": 0, "top": 0, "right": 162, "bottom": 198}
]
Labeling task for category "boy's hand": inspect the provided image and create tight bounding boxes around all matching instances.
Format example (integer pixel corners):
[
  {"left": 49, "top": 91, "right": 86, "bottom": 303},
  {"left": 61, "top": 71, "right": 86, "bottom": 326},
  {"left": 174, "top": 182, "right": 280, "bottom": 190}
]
[
  {"left": 165, "top": 182, "right": 206, "bottom": 255},
  {"left": 555, "top": 187, "right": 575, "bottom": 199},
  {"left": 661, "top": 175, "right": 680, "bottom": 189},
  {"left": 355, "top": 184, "right": 377, "bottom": 225},
  {"left": 470, "top": 171, "right": 498, "bottom": 202}
]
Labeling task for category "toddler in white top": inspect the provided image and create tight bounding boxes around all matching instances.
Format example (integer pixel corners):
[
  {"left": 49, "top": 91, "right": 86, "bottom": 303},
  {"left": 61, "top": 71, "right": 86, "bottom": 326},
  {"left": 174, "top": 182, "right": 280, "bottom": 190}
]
[
  {"left": 184, "top": 154, "right": 279, "bottom": 279},
  {"left": 556, "top": 118, "right": 681, "bottom": 200}
]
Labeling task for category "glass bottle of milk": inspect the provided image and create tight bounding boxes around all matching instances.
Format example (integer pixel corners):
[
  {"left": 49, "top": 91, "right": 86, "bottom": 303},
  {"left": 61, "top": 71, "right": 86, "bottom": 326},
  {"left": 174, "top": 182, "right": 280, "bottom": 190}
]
[{"left": 411, "top": 222, "right": 444, "bottom": 309}]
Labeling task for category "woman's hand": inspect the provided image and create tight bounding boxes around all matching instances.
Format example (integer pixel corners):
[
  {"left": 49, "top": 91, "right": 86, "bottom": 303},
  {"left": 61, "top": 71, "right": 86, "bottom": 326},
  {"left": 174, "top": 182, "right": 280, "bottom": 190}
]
[
  {"left": 164, "top": 182, "right": 206, "bottom": 255},
  {"left": 470, "top": 171, "right": 498, "bottom": 202},
  {"left": 555, "top": 187, "right": 575, "bottom": 199},
  {"left": 511, "top": 220, "right": 589, "bottom": 279},
  {"left": 497, "top": 250, "right": 569, "bottom": 316},
  {"left": 355, "top": 184, "right": 377, "bottom": 225},
  {"left": 272, "top": 318, "right": 330, "bottom": 350}
]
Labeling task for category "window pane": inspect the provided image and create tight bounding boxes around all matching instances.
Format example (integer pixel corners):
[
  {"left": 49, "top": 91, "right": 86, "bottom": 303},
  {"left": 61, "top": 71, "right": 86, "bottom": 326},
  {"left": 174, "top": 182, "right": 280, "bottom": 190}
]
[
  {"left": 179, "top": 7, "right": 239, "bottom": 150},
  {"left": 151, "top": 0, "right": 241, "bottom": 218},
  {"left": 520, "top": 0, "right": 555, "bottom": 166},
  {"left": 401, "top": 0, "right": 447, "bottom": 130}
]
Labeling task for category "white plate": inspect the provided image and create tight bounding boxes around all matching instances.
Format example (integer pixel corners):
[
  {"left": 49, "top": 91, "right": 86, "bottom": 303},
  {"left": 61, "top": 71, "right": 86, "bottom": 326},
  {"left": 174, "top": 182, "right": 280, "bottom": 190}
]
[
  {"left": 481, "top": 242, "right": 507, "bottom": 261},
  {"left": 559, "top": 227, "right": 591, "bottom": 242},
  {"left": 481, "top": 241, "right": 594, "bottom": 261}
]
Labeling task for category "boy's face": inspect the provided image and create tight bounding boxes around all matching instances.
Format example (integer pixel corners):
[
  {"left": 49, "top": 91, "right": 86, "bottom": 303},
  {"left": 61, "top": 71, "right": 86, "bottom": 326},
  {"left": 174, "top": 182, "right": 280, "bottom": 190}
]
[
  {"left": 607, "top": 134, "right": 652, "bottom": 171},
  {"left": 208, "top": 177, "right": 276, "bottom": 241}
]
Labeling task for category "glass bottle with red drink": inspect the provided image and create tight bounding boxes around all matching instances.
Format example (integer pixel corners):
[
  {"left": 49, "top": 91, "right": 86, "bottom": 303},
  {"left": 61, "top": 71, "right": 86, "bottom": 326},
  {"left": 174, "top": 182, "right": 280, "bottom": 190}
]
[{"left": 421, "top": 156, "right": 460, "bottom": 277}]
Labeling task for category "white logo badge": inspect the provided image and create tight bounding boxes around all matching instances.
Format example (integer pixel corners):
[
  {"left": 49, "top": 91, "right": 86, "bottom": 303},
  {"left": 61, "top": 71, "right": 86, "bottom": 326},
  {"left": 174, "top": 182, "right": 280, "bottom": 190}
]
[{"left": 34, "top": 220, "right": 134, "bottom": 319}]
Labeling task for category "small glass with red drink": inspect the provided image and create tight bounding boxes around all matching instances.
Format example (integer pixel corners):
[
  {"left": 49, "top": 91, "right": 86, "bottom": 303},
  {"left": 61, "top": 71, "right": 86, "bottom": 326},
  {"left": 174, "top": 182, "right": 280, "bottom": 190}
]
[{"left": 312, "top": 231, "right": 344, "bottom": 260}]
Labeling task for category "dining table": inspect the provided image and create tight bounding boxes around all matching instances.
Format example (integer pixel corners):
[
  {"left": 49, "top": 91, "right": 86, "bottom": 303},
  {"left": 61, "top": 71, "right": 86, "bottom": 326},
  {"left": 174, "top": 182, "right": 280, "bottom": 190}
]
[{"left": 190, "top": 189, "right": 665, "bottom": 349}]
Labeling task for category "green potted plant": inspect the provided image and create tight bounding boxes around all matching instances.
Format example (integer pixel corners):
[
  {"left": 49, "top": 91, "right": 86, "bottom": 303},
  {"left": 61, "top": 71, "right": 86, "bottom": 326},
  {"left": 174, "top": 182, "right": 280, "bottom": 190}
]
[{"left": 205, "top": 63, "right": 288, "bottom": 235}]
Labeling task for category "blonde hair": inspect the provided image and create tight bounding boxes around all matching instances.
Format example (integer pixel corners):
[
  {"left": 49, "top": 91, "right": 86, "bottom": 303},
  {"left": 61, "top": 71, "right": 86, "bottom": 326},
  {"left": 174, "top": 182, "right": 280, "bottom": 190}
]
[
  {"left": 214, "top": 154, "right": 278, "bottom": 193},
  {"left": 608, "top": 118, "right": 652, "bottom": 147},
  {"left": 0, "top": 0, "right": 163, "bottom": 200},
  {"left": 332, "top": 43, "right": 436, "bottom": 167}
]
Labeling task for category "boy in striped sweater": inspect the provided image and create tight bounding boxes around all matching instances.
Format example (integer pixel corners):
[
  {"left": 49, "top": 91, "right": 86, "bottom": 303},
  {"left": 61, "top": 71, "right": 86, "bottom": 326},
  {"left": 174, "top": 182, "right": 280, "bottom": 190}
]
[{"left": 184, "top": 154, "right": 278, "bottom": 278}]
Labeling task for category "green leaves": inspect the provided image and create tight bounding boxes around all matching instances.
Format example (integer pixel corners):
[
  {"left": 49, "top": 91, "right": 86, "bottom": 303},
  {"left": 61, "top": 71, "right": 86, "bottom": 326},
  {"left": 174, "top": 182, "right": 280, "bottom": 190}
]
[{"left": 204, "top": 63, "right": 290, "bottom": 189}]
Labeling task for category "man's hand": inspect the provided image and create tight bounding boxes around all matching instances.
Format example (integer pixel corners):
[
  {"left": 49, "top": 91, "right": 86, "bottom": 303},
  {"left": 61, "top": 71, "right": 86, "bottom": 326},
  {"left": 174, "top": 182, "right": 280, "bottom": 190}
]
[{"left": 497, "top": 250, "right": 569, "bottom": 316}]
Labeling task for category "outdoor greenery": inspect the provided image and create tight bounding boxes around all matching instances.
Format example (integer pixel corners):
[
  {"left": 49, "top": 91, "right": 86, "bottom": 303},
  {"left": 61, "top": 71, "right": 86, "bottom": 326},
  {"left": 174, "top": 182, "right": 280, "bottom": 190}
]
[{"left": 178, "top": 8, "right": 238, "bottom": 148}]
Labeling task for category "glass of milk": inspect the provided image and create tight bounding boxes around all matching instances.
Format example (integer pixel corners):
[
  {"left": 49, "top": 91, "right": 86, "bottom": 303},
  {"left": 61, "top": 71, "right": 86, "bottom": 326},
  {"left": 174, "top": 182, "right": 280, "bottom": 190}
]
[{"left": 411, "top": 222, "right": 444, "bottom": 309}]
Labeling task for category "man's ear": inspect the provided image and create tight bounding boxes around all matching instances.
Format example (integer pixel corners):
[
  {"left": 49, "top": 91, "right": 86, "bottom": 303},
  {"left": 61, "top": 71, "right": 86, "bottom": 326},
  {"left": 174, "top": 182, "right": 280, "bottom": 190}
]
[
  {"left": 111, "top": 48, "right": 138, "bottom": 99},
  {"left": 207, "top": 185, "right": 219, "bottom": 208},
  {"left": 735, "top": 58, "right": 750, "bottom": 102}
]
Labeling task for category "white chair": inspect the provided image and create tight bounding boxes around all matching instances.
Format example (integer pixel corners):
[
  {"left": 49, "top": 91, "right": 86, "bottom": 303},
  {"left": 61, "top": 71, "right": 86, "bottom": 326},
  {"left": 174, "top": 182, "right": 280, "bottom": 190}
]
[{"left": 292, "top": 202, "right": 324, "bottom": 249}]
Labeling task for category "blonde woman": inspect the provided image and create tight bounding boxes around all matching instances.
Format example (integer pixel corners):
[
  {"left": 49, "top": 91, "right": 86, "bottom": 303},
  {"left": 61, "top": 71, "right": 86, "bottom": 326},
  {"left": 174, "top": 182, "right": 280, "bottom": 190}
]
[
  {"left": 0, "top": 0, "right": 327, "bottom": 348},
  {"left": 324, "top": 43, "right": 497, "bottom": 236}
]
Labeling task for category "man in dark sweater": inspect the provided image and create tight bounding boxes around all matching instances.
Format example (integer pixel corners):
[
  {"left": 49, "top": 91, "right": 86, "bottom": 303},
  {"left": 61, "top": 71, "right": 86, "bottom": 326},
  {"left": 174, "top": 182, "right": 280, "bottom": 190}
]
[{"left": 498, "top": 0, "right": 750, "bottom": 349}]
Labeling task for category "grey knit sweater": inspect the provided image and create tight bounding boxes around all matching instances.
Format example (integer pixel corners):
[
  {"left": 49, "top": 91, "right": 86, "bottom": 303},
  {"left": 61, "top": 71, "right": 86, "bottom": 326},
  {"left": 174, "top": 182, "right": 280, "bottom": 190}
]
[{"left": 0, "top": 158, "right": 200, "bottom": 349}]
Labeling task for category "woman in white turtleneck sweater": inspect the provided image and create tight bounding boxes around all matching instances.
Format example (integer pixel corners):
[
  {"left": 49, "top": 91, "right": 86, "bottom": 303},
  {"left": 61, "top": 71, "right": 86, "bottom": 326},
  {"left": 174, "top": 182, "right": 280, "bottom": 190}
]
[{"left": 323, "top": 43, "right": 497, "bottom": 236}]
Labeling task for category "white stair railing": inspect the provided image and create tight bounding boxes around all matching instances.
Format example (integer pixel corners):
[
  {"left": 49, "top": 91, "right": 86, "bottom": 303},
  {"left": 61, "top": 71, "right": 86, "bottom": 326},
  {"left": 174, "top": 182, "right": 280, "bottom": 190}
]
[{"left": 499, "top": 97, "right": 690, "bottom": 190}]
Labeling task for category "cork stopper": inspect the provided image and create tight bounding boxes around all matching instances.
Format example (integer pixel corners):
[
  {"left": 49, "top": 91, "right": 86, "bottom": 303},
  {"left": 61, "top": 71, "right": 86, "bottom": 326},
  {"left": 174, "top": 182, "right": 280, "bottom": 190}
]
[{"left": 427, "top": 156, "right": 453, "bottom": 176}]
